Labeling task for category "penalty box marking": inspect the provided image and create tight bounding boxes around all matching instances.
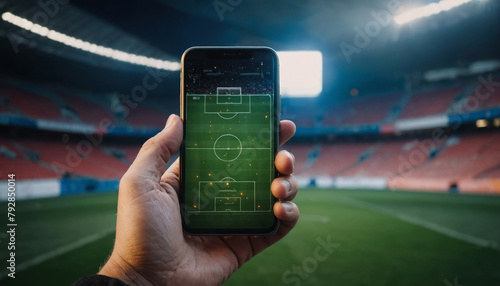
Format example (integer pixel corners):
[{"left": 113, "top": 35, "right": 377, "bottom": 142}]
[
  {"left": 205, "top": 94, "right": 251, "bottom": 114},
  {"left": 215, "top": 197, "right": 242, "bottom": 212},
  {"left": 198, "top": 181, "right": 256, "bottom": 212}
]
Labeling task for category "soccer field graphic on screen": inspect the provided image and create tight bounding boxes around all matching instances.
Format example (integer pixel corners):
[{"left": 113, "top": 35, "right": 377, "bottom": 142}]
[{"left": 184, "top": 88, "right": 273, "bottom": 214}]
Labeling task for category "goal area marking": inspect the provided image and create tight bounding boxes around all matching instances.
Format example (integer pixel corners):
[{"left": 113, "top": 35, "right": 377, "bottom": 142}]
[
  {"left": 197, "top": 180, "right": 257, "bottom": 212},
  {"left": 216, "top": 87, "right": 242, "bottom": 104}
]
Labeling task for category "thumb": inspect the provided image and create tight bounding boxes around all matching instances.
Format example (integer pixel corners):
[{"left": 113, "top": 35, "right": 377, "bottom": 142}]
[{"left": 121, "top": 114, "right": 183, "bottom": 188}]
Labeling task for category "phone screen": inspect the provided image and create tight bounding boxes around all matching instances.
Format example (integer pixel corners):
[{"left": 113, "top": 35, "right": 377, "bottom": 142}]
[{"left": 180, "top": 47, "right": 279, "bottom": 235}]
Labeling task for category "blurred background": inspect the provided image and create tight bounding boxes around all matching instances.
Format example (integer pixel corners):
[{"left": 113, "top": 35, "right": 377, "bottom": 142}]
[{"left": 0, "top": 0, "right": 499, "bottom": 285}]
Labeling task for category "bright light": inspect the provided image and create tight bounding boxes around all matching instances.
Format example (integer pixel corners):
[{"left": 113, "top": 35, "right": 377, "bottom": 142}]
[
  {"left": 476, "top": 119, "right": 488, "bottom": 128},
  {"left": 1, "top": 12, "right": 180, "bottom": 71},
  {"left": 278, "top": 51, "right": 322, "bottom": 97},
  {"left": 395, "top": 0, "right": 476, "bottom": 25},
  {"left": 493, "top": 118, "right": 500, "bottom": 127}
]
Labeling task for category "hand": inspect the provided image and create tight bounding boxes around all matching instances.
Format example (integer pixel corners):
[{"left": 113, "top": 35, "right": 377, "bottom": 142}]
[{"left": 99, "top": 114, "right": 299, "bottom": 286}]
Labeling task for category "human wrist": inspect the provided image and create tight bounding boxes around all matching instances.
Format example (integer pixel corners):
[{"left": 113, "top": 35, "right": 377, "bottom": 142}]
[{"left": 99, "top": 253, "right": 153, "bottom": 286}]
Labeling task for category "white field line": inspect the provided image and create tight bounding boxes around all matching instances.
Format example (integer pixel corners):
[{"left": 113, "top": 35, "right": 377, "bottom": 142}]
[
  {"left": 185, "top": 148, "right": 270, "bottom": 150},
  {"left": 335, "top": 196, "right": 500, "bottom": 252},
  {"left": 0, "top": 228, "right": 115, "bottom": 280}
]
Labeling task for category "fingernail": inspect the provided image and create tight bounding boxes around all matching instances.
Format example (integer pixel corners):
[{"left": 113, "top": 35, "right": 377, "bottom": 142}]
[
  {"left": 282, "top": 179, "right": 291, "bottom": 192},
  {"left": 288, "top": 151, "right": 295, "bottom": 165},
  {"left": 166, "top": 114, "right": 175, "bottom": 128},
  {"left": 281, "top": 202, "right": 293, "bottom": 212}
]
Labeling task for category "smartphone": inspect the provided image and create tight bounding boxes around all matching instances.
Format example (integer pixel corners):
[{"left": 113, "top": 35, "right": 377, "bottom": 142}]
[{"left": 180, "top": 47, "right": 280, "bottom": 235}]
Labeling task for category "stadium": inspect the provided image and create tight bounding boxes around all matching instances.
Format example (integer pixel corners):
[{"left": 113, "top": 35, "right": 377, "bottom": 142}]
[{"left": 0, "top": 0, "right": 500, "bottom": 285}]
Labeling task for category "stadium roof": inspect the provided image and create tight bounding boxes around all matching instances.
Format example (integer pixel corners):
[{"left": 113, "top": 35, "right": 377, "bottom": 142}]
[{"left": 1, "top": 0, "right": 499, "bottom": 97}]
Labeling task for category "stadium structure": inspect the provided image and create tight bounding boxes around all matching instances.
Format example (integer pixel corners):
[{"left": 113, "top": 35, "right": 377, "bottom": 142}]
[{"left": 0, "top": 0, "right": 500, "bottom": 285}]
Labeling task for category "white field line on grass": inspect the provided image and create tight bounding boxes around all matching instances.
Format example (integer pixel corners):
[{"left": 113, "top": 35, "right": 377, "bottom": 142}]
[
  {"left": 334, "top": 196, "right": 500, "bottom": 252},
  {"left": 0, "top": 228, "right": 115, "bottom": 280}
]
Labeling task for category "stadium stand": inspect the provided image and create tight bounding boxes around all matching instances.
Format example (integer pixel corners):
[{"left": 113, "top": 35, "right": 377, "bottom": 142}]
[
  {"left": 283, "top": 143, "right": 315, "bottom": 175},
  {"left": 398, "top": 87, "right": 463, "bottom": 119},
  {"left": 126, "top": 105, "right": 169, "bottom": 127},
  {"left": 458, "top": 80, "right": 500, "bottom": 112},
  {"left": 16, "top": 139, "right": 130, "bottom": 179},
  {"left": 115, "top": 145, "right": 142, "bottom": 164},
  {"left": 58, "top": 91, "right": 117, "bottom": 125},
  {"left": 322, "top": 93, "right": 402, "bottom": 125},
  {"left": 389, "top": 132, "right": 500, "bottom": 192},
  {"left": 1, "top": 76, "right": 499, "bottom": 196},
  {"left": 303, "top": 142, "right": 374, "bottom": 176},
  {"left": 0, "top": 139, "right": 58, "bottom": 179},
  {"left": 338, "top": 139, "right": 438, "bottom": 178},
  {"left": 0, "top": 82, "right": 62, "bottom": 120}
]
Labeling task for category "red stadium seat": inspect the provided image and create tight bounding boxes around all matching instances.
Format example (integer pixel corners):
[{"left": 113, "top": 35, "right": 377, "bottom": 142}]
[
  {"left": 304, "top": 142, "right": 374, "bottom": 176},
  {"left": 17, "top": 140, "right": 130, "bottom": 179},
  {"left": 392, "top": 132, "right": 500, "bottom": 190},
  {"left": 0, "top": 139, "right": 58, "bottom": 179},
  {"left": 59, "top": 91, "right": 117, "bottom": 125},
  {"left": 399, "top": 87, "right": 462, "bottom": 119},
  {"left": 126, "top": 105, "right": 168, "bottom": 127},
  {"left": 322, "top": 93, "right": 402, "bottom": 126},
  {"left": 0, "top": 83, "right": 61, "bottom": 120}
]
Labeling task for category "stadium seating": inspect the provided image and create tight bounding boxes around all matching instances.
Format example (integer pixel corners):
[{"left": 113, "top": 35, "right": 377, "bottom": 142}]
[
  {"left": 0, "top": 83, "right": 62, "bottom": 120},
  {"left": 398, "top": 87, "right": 462, "bottom": 119},
  {"left": 58, "top": 91, "right": 117, "bottom": 125},
  {"left": 286, "top": 130, "right": 499, "bottom": 193},
  {"left": 339, "top": 140, "right": 423, "bottom": 177},
  {"left": 0, "top": 139, "right": 58, "bottom": 179},
  {"left": 126, "top": 105, "right": 169, "bottom": 127},
  {"left": 389, "top": 132, "right": 500, "bottom": 191},
  {"left": 322, "top": 93, "right": 402, "bottom": 125},
  {"left": 283, "top": 144, "right": 315, "bottom": 175},
  {"left": 458, "top": 81, "right": 500, "bottom": 112},
  {"left": 116, "top": 145, "right": 142, "bottom": 164},
  {"left": 2, "top": 77, "right": 499, "bottom": 194},
  {"left": 16, "top": 139, "right": 130, "bottom": 179},
  {"left": 301, "top": 142, "right": 374, "bottom": 176}
]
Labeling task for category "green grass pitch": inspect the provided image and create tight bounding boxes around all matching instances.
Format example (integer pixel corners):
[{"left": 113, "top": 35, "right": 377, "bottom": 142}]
[
  {"left": 183, "top": 93, "right": 275, "bottom": 229},
  {"left": 1, "top": 188, "right": 500, "bottom": 285}
]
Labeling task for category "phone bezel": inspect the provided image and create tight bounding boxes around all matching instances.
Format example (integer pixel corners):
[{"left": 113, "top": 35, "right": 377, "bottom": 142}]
[{"left": 180, "top": 46, "right": 280, "bottom": 236}]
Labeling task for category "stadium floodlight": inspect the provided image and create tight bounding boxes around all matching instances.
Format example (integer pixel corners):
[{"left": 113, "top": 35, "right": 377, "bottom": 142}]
[
  {"left": 278, "top": 51, "right": 323, "bottom": 97},
  {"left": 394, "top": 0, "right": 477, "bottom": 25},
  {"left": 476, "top": 119, "right": 488, "bottom": 128},
  {"left": 1, "top": 12, "right": 180, "bottom": 71}
]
